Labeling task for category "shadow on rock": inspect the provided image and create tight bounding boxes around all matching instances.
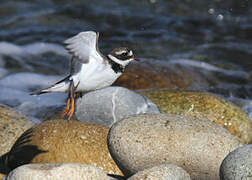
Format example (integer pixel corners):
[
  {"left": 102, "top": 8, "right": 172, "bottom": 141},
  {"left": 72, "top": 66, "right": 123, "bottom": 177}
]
[{"left": 0, "top": 128, "right": 47, "bottom": 174}]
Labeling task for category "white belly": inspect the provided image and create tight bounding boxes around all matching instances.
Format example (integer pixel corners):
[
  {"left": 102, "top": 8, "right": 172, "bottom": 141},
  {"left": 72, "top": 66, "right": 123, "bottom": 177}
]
[{"left": 71, "top": 62, "right": 121, "bottom": 92}]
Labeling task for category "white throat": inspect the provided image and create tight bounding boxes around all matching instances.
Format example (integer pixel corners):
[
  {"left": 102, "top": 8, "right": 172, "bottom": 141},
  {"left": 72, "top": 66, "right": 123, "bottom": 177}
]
[{"left": 108, "top": 54, "right": 132, "bottom": 67}]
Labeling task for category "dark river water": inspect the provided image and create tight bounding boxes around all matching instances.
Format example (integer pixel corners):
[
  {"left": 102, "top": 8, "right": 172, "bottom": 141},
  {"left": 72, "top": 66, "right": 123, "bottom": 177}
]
[{"left": 0, "top": 0, "right": 251, "bottom": 122}]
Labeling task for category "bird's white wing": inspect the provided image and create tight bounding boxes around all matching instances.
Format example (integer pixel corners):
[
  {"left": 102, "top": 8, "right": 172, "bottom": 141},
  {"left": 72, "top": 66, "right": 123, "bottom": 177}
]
[{"left": 64, "top": 31, "right": 103, "bottom": 64}]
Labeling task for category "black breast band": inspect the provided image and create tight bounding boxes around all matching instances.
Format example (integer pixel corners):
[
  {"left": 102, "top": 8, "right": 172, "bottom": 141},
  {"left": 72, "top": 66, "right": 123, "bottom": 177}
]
[{"left": 107, "top": 56, "right": 124, "bottom": 73}]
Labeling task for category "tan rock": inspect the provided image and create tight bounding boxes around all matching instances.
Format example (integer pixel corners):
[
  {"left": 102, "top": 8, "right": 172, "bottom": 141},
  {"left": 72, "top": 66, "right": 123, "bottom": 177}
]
[
  {"left": 140, "top": 90, "right": 252, "bottom": 144},
  {"left": 0, "top": 173, "right": 5, "bottom": 179},
  {"left": 108, "top": 114, "right": 241, "bottom": 180},
  {"left": 0, "top": 104, "right": 32, "bottom": 156},
  {"left": 4, "top": 119, "right": 122, "bottom": 175},
  {"left": 5, "top": 163, "right": 110, "bottom": 180},
  {"left": 128, "top": 164, "right": 191, "bottom": 180}
]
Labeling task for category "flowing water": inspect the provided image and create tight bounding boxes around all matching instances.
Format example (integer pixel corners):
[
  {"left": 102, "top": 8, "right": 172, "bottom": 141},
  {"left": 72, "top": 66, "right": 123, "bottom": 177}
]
[{"left": 0, "top": 0, "right": 251, "bottom": 122}]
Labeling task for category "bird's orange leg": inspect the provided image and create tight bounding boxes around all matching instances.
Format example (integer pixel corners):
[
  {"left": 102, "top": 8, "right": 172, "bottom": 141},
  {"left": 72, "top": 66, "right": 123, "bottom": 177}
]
[
  {"left": 61, "top": 97, "right": 71, "bottom": 118},
  {"left": 67, "top": 98, "right": 75, "bottom": 120},
  {"left": 61, "top": 80, "right": 74, "bottom": 119},
  {"left": 61, "top": 80, "right": 79, "bottom": 120}
]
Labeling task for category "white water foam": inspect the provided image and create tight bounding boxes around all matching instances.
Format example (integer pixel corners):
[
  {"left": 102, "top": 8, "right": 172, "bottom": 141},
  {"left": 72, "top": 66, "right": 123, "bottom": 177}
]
[
  {"left": 0, "top": 42, "right": 25, "bottom": 56},
  {"left": 169, "top": 59, "right": 249, "bottom": 77},
  {"left": 199, "top": 42, "right": 252, "bottom": 54},
  {"left": 0, "top": 72, "right": 63, "bottom": 91},
  {"left": 0, "top": 84, "right": 66, "bottom": 123},
  {"left": 24, "top": 42, "right": 70, "bottom": 57},
  {"left": 0, "top": 41, "right": 70, "bottom": 57},
  {"left": 0, "top": 72, "right": 67, "bottom": 123}
]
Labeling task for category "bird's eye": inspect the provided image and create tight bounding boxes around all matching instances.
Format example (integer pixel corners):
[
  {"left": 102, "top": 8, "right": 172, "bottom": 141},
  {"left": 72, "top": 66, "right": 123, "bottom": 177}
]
[{"left": 121, "top": 52, "right": 128, "bottom": 56}]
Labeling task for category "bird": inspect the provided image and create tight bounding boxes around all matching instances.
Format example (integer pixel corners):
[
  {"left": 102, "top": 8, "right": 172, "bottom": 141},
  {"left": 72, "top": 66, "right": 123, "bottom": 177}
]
[{"left": 31, "top": 31, "right": 138, "bottom": 120}]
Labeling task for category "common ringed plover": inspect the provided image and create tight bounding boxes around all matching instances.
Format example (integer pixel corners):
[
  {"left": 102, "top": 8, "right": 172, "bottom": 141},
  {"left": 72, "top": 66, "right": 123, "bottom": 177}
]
[{"left": 31, "top": 31, "right": 138, "bottom": 120}]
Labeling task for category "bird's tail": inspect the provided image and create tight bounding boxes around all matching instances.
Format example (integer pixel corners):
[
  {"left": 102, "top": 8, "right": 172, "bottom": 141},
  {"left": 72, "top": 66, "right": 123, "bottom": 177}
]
[
  {"left": 30, "top": 75, "right": 71, "bottom": 95},
  {"left": 30, "top": 89, "right": 49, "bottom": 95}
]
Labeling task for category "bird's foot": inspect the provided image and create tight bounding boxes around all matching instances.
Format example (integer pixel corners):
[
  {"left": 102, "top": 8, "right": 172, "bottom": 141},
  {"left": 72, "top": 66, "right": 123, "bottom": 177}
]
[
  {"left": 61, "top": 97, "right": 75, "bottom": 120},
  {"left": 66, "top": 98, "right": 75, "bottom": 120},
  {"left": 61, "top": 97, "right": 70, "bottom": 118}
]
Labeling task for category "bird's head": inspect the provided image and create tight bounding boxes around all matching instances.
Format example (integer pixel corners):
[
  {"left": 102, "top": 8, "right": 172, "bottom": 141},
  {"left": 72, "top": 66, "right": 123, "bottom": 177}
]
[{"left": 108, "top": 47, "right": 138, "bottom": 67}]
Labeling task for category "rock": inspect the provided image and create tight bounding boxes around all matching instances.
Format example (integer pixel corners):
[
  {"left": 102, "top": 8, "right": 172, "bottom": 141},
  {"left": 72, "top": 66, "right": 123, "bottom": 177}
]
[
  {"left": 128, "top": 164, "right": 191, "bottom": 180},
  {"left": 0, "top": 104, "right": 33, "bottom": 156},
  {"left": 3, "top": 163, "right": 110, "bottom": 180},
  {"left": 107, "top": 114, "right": 241, "bottom": 180},
  {"left": 140, "top": 89, "right": 252, "bottom": 144},
  {"left": 219, "top": 144, "right": 252, "bottom": 180},
  {"left": 0, "top": 173, "right": 5, "bottom": 179},
  {"left": 3, "top": 120, "right": 122, "bottom": 175},
  {"left": 75, "top": 87, "right": 160, "bottom": 126},
  {"left": 113, "top": 59, "right": 212, "bottom": 90},
  {"left": 114, "top": 59, "right": 250, "bottom": 91},
  {"left": 107, "top": 174, "right": 125, "bottom": 180},
  {"left": 18, "top": 103, "right": 65, "bottom": 122}
]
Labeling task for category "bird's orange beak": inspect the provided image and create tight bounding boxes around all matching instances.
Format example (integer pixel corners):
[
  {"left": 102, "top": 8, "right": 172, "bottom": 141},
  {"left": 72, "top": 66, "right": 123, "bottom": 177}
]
[{"left": 132, "top": 56, "right": 139, "bottom": 61}]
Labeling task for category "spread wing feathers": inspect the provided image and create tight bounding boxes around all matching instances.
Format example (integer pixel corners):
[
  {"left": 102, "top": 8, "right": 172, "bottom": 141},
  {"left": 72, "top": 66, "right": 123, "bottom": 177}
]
[{"left": 64, "top": 31, "right": 103, "bottom": 64}]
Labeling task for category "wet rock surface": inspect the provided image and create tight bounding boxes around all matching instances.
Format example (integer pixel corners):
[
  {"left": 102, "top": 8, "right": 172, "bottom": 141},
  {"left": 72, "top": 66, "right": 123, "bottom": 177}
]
[
  {"left": 108, "top": 114, "right": 241, "bottom": 180},
  {"left": 75, "top": 87, "right": 160, "bottom": 126},
  {"left": 114, "top": 59, "right": 214, "bottom": 90},
  {"left": 140, "top": 89, "right": 252, "bottom": 144}
]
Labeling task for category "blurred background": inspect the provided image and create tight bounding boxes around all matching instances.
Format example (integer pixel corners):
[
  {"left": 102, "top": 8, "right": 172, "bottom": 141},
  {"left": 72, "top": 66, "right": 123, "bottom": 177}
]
[{"left": 0, "top": 0, "right": 251, "bottom": 122}]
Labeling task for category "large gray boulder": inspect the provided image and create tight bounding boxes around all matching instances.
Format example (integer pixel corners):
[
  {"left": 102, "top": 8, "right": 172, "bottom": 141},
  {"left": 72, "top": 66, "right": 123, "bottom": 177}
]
[
  {"left": 107, "top": 114, "right": 241, "bottom": 179},
  {"left": 220, "top": 144, "right": 252, "bottom": 180},
  {"left": 75, "top": 87, "right": 160, "bottom": 126}
]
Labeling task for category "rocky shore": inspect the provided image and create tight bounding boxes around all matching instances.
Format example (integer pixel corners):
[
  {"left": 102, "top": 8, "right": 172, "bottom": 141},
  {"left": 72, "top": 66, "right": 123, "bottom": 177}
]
[{"left": 0, "top": 85, "right": 251, "bottom": 180}]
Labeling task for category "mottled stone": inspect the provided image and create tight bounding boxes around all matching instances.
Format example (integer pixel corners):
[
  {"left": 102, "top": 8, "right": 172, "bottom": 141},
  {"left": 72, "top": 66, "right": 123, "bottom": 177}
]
[
  {"left": 75, "top": 87, "right": 160, "bottom": 126},
  {"left": 140, "top": 90, "right": 252, "bottom": 144},
  {"left": 128, "top": 164, "right": 191, "bottom": 180},
  {"left": 0, "top": 104, "right": 33, "bottom": 156},
  {"left": 4, "top": 163, "right": 110, "bottom": 180},
  {"left": 108, "top": 114, "right": 241, "bottom": 180},
  {"left": 220, "top": 144, "right": 252, "bottom": 180},
  {"left": 3, "top": 120, "right": 122, "bottom": 175}
]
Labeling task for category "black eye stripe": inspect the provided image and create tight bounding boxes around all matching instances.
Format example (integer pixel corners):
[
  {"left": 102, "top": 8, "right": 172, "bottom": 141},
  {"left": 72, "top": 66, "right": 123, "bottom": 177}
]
[{"left": 118, "top": 54, "right": 132, "bottom": 61}]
